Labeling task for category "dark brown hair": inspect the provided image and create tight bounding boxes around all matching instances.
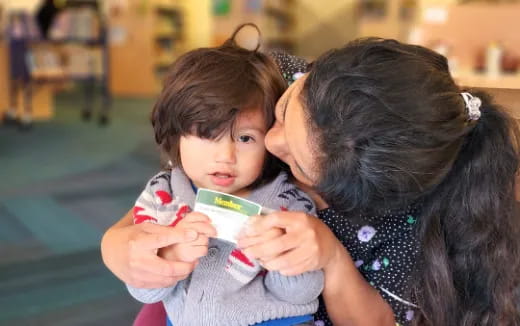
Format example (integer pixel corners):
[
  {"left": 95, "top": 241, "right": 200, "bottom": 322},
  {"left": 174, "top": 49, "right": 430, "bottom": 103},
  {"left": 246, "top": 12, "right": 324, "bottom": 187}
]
[
  {"left": 151, "top": 35, "right": 287, "bottom": 186},
  {"left": 303, "top": 38, "right": 520, "bottom": 325}
]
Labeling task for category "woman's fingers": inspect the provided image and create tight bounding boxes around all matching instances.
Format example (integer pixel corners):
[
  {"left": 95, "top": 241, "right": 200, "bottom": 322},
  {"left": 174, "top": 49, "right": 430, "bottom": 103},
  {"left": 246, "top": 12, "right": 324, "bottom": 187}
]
[
  {"left": 187, "top": 234, "right": 209, "bottom": 246},
  {"left": 242, "top": 213, "right": 287, "bottom": 236},
  {"left": 260, "top": 245, "right": 312, "bottom": 272},
  {"left": 261, "top": 226, "right": 284, "bottom": 239},
  {"left": 128, "top": 260, "right": 194, "bottom": 288},
  {"left": 239, "top": 212, "right": 313, "bottom": 260},
  {"left": 137, "top": 223, "right": 198, "bottom": 250},
  {"left": 236, "top": 235, "right": 265, "bottom": 248},
  {"left": 237, "top": 227, "right": 284, "bottom": 249},
  {"left": 130, "top": 250, "right": 196, "bottom": 277},
  {"left": 134, "top": 219, "right": 215, "bottom": 253},
  {"left": 238, "top": 212, "right": 339, "bottom": 274},
  {"left": 159, "top": 234, "right": 210, "bottom": 262},
  {"left": 174, "top": 244, "right": 209, "bottom": 262},
  {"left": 243, "top": 233, "right": 300, "bottom": 260},
  {"left": 279, "top": 258, "right": 315, "bottom": 276},
  {"left": 182, "top": 221, "right": 217, "bottom": 238},
  {"left": 243, "top": 211, "right": 309, "bottom": 237}
]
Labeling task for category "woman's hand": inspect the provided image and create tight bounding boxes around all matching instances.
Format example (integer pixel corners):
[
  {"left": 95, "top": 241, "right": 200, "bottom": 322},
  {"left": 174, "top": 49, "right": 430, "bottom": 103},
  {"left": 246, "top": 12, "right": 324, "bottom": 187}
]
[
  {"left": 101, "top": 210, "right": 216, "bottom": 289},
  {"left": 237, "top": 211, "right": 341, "bottom": 276},
  {"left": 159, "top": 212, "right": 217, "bottom": 263}
]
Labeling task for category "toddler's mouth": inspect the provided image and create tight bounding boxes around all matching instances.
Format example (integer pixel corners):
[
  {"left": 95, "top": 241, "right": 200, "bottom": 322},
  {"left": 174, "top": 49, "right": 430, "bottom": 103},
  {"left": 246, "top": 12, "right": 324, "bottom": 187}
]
[
  {"left": 213, "top": 172, "right": 233, "bottom": 178},
  {"left": 210, "top": 171, "right": 236, "bottom": 178},
  {"left": 210, "top": 172, "right": 236, "bottom": 187}
]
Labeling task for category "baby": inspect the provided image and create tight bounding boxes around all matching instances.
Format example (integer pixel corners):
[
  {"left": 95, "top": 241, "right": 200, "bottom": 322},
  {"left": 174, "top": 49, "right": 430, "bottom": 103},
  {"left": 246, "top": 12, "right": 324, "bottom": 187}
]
[{"left": 126, "top": 38, "right": 323, "bottom": 326}]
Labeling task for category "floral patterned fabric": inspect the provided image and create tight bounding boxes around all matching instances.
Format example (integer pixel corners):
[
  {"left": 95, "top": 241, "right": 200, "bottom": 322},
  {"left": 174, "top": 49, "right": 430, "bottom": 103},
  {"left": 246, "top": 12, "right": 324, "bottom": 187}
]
[{"left": 314, "top": 207, "right": 420, "bottom": 326}]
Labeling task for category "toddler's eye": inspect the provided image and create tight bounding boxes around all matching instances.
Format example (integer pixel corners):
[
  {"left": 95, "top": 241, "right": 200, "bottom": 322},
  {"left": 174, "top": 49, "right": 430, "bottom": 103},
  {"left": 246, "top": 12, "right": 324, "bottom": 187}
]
[{"left": 238, "top": 135, "right": 255, "bottom": 143}]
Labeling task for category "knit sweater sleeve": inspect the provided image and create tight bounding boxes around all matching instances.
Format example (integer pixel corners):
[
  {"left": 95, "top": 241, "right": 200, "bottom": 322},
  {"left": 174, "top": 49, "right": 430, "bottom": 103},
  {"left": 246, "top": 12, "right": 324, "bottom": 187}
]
[
  {"left": 125, "top": 171, "right": 190, "bottom": 304},
  {"left": 264, "top": 270, "right": 324, "bottom": 304},
  {"left": 275, "top": 184, "right": 317, "bottom": 216},
  {"left": 263, "top": 179, "right": 324, "bottom": 304},
  {"left": 127, "top": 284, "right": 177, "bottom": 304}
]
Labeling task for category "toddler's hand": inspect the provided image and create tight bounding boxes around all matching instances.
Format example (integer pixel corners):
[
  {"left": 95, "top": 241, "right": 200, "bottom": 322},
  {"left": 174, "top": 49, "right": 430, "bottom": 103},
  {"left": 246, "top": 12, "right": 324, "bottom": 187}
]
[{"left": 160, "top": 212, "right": 216, "bottom": 263}]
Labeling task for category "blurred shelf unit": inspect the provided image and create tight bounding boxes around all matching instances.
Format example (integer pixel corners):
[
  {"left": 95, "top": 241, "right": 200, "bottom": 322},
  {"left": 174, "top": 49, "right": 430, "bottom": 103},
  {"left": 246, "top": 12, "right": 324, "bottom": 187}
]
[
  {"left": 154, "top": 5, "right": 183, "bottom": 82},
  {"left": 262, "top": 0, "right": 296, "bottom": 53},
  {"left": 109, "top": 0, "right": 185, "bottom": 97},
  {"left": 358, "top": 0, "right": 388, "bottom": 18},
  {"left": 412, "top": 2, "right": 520, "bottom": 121},
  {"left": 413, "top": 2, "right": 520, "bottom": 91},
  {"left": 452, "top": 71, "right": 520, "bottom": 90},
  {"left": 1, "top": 0, "right": 110, "bottom": 121},
  {"left": 357, "top": 0, "right": 418, "bottom": 41},
  {"left": 31, "top": 1, "right": 108, "bottom": 81}
]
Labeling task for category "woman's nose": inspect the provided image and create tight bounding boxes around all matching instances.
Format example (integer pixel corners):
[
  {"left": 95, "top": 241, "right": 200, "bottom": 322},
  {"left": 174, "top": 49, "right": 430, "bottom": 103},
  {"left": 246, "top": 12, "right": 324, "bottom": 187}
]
[
  {"left": 214, "top": 137, "right": 236, "bottom": 164},
  {"left": 265, "top": 123, "right": 288, "bottom": 162}
]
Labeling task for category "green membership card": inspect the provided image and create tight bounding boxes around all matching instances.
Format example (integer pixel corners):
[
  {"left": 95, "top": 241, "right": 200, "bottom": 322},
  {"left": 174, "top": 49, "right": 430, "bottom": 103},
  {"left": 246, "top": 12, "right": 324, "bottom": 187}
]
[{"left": 194, "top": 188, "right": 262, "bottom": 243}]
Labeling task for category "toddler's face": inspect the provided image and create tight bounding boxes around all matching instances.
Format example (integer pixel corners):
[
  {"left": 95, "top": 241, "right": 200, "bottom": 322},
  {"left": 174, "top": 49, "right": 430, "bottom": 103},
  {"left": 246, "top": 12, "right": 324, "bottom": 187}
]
[{"left": 179, "top": 108, "right": 267, "bottom": 197}]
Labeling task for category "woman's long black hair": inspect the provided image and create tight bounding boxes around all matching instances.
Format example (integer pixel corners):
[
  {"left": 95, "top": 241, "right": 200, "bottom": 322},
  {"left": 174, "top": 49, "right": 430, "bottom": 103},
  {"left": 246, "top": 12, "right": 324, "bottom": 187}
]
[{"left": 302, "top": 38, "right": 520, "bottom": 325}]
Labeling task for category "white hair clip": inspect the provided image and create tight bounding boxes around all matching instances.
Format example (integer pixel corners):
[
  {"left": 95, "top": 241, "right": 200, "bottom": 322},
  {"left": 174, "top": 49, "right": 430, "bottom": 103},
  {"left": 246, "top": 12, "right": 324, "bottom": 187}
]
[{"left": 460, "top": 92, "right": 482, "bottom": 121}]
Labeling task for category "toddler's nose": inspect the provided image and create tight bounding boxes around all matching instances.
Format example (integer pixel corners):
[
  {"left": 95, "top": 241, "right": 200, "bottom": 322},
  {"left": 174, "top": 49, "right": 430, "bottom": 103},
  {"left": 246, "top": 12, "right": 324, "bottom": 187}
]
[{"left": 214, "top": 137, "right": 236, "bottom": 164}]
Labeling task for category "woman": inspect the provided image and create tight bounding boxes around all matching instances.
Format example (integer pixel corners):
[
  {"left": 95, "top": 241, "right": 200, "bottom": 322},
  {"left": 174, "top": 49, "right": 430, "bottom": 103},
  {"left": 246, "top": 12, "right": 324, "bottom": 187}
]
[{"left": 101, "top": 38, "right": 520, "bottom": 326}]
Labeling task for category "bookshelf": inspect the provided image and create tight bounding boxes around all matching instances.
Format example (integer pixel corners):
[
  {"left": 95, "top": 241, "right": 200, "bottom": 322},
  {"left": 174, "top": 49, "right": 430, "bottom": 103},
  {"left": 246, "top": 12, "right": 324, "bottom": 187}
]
[
  {"left": 0, "top": 0, "right": 112, "bottom": 126},
  {"left": 357, "top": 0, "right": 418, "bottom": 41},
  {"left": 263, "top": 0, "right": 297, "bottom": 53},
  {"left": 109, "top": 0, "right": 185, "bottom": 97},
  {"left": 154, "top": 5, "right": 183, "bottom": 83},
  {"left": 32, "top": 0, "right": 111, "bottom": 124}
]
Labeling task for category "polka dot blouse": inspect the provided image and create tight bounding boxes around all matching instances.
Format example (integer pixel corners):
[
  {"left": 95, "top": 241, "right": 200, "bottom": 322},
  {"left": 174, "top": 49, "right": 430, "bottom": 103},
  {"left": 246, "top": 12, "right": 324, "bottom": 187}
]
[
  {"left": 269, "top": 51, "right": 309, "bottom": 85},
  {"left": 314, "top": 207, "right": 420, "bottom": 326}
]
